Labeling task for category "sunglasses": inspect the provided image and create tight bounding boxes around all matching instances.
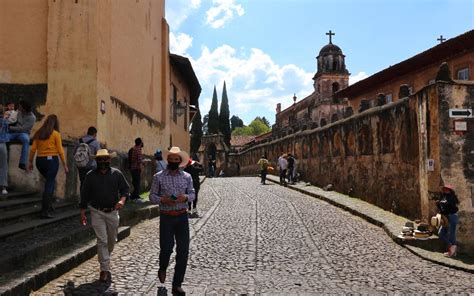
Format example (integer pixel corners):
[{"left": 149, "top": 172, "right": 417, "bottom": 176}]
[{"left": 96, "top": 158, "right": 110, "bottom": 163}]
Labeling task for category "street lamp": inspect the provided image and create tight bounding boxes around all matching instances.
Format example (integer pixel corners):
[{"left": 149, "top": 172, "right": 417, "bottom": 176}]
[
  {"left": 293, "top": 93, "right": 297, "bottom": 104},
  {"left": 175, "top": 101, "right": 187, "bottom": 117}
]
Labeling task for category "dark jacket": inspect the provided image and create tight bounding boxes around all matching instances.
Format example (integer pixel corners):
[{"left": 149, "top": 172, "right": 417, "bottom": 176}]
[
  {"left": 437, "top": 193, "right": 459, "bottom": 215},
  {"left": 79, "top": 167, "right": 130, "bottom": 209},
  {"left": 184, "top": 164, "right": 202, "bottom": 192}
]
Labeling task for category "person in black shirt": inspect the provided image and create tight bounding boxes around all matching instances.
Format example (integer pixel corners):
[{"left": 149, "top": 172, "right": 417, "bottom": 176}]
[
  {"left": 436, "top": 184, "right": 460, "bottom": 257},
  {"left": 184, "top": 159, "right": 202, "bottom": 217},
  {"left": 79, "top": 149, "right": 130, "bottom": 282}
]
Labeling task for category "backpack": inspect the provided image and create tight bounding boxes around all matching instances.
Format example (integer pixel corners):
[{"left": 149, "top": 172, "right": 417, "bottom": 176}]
[
  {"left": 128, "top": 147, "right": 134, "bottom": 169},
  {"left": 74, "top": 138, "right": 94, "bottom": 168}
]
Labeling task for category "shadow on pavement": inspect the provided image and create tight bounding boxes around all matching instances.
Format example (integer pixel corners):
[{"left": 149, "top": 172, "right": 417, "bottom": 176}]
[{"left": 62, "top": 279, "right": 118, "bottom": 296}]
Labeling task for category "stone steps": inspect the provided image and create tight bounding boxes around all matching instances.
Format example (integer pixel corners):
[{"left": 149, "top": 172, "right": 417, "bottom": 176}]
[
  {"left": 0, "top": 197, "right": 42, "bottom": 211},
  {"left": 0, "top": 200, "right": 77, "bottom": 226}
]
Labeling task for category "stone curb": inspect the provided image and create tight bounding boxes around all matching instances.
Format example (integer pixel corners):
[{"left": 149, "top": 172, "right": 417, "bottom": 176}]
[{"left": 265, "top": 175, "right": 474, "bottom": 274}]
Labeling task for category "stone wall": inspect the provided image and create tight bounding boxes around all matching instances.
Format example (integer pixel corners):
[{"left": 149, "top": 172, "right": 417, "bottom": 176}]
[{"left": 233, "top": 98, "right": 421, "bottom": 219}]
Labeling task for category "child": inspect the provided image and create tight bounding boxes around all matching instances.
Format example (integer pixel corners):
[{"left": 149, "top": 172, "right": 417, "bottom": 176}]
[{"left": 4, "top": 102, "right": 17, "bottom": 125}]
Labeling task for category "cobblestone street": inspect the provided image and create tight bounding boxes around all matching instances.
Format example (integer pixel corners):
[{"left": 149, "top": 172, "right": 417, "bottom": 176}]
[{"left": 34, "top": 177, "right": 474, "bottom": 295}]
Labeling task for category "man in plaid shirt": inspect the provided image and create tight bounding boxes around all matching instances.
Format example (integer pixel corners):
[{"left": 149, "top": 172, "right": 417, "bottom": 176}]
[{"left": 149, "top": 146, "right": 195, "bottom": 296}]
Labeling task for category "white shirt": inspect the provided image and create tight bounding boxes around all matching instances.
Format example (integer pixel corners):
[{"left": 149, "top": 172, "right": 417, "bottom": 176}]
[{"left": 278, "top": 156, "right": 288, "bottom": 170}]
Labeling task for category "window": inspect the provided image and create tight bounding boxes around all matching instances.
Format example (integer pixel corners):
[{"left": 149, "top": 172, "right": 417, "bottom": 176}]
[
  {"left": 332, "top": 82, "right": 340, "bottom": 94},
  {"left": 457, "top": 68, "right": 469, "bottom": 80},
  {"left": 172, "top": 84, "right": 177, "bottom": 123},
  {"left": 386, "top": 93, "right": 393, "bottom": 103}
]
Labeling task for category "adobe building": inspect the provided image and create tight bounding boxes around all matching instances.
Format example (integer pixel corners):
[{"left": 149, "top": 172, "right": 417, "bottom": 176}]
[
  {"left": 335, "top": 30, "right": 474, "bottom": 112},
  {"left": 0, "top": 0, "right": 200, "bottom": 197},
  {"left": 273, "top": 31, "right": 351, "bottom": 138}
]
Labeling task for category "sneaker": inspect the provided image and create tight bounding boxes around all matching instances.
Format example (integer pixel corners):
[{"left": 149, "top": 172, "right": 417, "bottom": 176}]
[{"left": 1, "top": 188, "right": 7, "bottom": 195}]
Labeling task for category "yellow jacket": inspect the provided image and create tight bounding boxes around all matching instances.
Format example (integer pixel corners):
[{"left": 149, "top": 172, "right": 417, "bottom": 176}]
[{"left": 29, "top": 130, "right": 66, "bottom": 163}]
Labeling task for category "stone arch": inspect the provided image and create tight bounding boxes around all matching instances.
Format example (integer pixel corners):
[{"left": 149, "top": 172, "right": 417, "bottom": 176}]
[
  {"left": 331, "top": 113, "right": 339, "bottom": 123},
  {"left": 332, "top": 82, "right": 340, "bottom": 94},
  {"left": 358, "top": 124, "right": 373, "bottom": 155}
]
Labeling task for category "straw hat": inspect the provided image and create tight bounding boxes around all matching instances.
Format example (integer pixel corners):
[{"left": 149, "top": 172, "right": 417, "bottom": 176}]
[
  {"left": 92, "top": 149, "right": 117, "bottom": 159},
  {"left": 430, "top": 213, "right": 449, "bottom": 228},
  {"left": 163, "top": 146, "right": 189, "bottom": 167}
]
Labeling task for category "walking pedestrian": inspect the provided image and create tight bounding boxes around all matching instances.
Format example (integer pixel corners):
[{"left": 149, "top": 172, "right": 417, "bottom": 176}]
[
  {"left": 287, "top": 153, "right": 295, "bottom": 184},
  {"left": 74, "top": 126, "right": 100, "bottom": 187},
  {"left": 28, "top": 115, "right": 69, "bottom": 218},
  {"left": 207, "top": 157, "right": 216, "bottom": 177},
  {"left": 9, "top": 100, "right": 36, "bottom": 170},
  {"left": 184, "top": 158, "right": 202, "bottom": 217},
  {"left": 79, "top": 149, "right": 129, "bottom": 282},
  {"left": 436, "top": 184, "right": 460, "bottom": 257},
  {"left": 129, "top": 138, "right": 144, "bottom": 202},
  {"left": 277, "top": 153, "right": 288, "bottom": 185},
  {"left": 0, "top": 115, "right": 10, "bottom": 195},
  {"left": 149, "top": 146, "right": 195, "bottom": 296},
  {"left": 257, "top": 155, "right": 269, "bottom": 185}
]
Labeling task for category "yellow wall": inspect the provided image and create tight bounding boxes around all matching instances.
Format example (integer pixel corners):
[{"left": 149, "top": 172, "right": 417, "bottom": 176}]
[{"left": 0, "top": 0, "right": 48, "bottom": 83}]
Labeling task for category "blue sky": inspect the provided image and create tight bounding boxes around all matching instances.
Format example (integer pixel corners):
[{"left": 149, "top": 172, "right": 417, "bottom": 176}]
[{"left": 166, "top": 0, "right": 474, "bottom": 125}]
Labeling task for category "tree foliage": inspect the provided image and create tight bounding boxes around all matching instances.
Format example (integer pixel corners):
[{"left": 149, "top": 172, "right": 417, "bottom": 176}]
[
  {"left": 218, "top": 81, "right": 231, "bottom": 146},
  {"left": 230, "top": 115, "right": 244, "bottom": 131},
  {"left": 207, "top": 86, "right": 219, "bottom": 134},
  {"left": 255, "top": 116, "right": 270, "bottom": 128},
  {"left": 202, "top": 114, "right": 209, "bottom": 135},
  {"left": 232, "top": 117, "right": 271, "bottom": 136}
]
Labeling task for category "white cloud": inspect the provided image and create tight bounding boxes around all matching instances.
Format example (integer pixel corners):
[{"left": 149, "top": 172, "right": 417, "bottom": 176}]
[
  {"left": 165, "top": 0, "right": 202, "bottom": 30},
  {"left": 190, "top": 44, "right": 314, "bottom": 124},
  {"left": 169, "top": 32, "right": 193, "bottom": 56},
  {"left": 206, "top": 0, "right": 245, "bottom": 29},
  {"left": 349, "top": 71, "right": 369, "bottom": 85}
]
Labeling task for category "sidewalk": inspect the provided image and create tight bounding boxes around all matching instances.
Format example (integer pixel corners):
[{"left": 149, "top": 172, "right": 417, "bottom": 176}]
[{"left": 265, "top": 175, "right": 474, "bottom": 274}]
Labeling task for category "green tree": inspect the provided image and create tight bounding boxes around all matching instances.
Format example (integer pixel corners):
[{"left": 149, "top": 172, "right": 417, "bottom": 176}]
[
  {"left": 190, "top": 106, "right": 203, "bottom": 154},
  {"left": 207, "top": 86, "right": 219, "bottom": 134},
  {"left": 230, "top": 115, "right": 244, "bottom": 131},
  {"left": 218, "top": 81, "right": 231, "bottom": 146},
  {"left": 231, "top": 117, "right": 270, "bottom": 136}
]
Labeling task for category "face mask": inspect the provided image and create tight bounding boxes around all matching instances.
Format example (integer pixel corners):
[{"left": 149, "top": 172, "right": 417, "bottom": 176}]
[
  {"left": 167, "top": 162, "right": 180, "bottom": 171},
  {"left": 97, "top": 162, "right": 110, "bottom": 170}
]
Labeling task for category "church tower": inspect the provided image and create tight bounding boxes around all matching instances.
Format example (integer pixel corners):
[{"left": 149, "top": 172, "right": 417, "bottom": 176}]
[{"left": 313, "top": 31, "right": 350, "bottom": 101}]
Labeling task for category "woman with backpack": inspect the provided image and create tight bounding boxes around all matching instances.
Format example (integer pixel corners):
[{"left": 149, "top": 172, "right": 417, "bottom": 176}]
[
  {"left": 28, "top": 114, "right": 69, "bottom": 219},
  {"left": 436, "top": 184, "right": 460, "bottom": 257}
]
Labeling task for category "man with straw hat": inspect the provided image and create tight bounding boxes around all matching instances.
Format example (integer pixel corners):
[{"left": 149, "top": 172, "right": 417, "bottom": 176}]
[
  {"left": 149, "top": 146, "right": 195, "bottom": 296},
  {"left": 79, "top": 149, "right": 130, "bottom": 282}
]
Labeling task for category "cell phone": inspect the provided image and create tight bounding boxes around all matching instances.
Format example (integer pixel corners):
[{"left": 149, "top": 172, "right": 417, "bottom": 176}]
[{"left": 170, "top": 194, "right": 177, "bottom": 200}]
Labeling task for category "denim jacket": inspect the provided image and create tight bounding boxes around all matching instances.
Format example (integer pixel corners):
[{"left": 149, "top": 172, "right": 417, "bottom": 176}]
[{"left": 0, "top": 119, "right": 9, "bottom": 143}]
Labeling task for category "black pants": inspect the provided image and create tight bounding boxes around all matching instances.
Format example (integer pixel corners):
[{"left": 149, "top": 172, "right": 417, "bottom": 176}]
[
  {"left": 279, "top": 169, "right": 287, "bottom": 184},
  {"left": 188, "top": 191, "right": 199, "bottom": 210},
  {"left": 159, "top": 214, "right": 190, "bottom": 288},
  {"left": 287, "top": 167, "right": 294, "bottom": 183},
  {"left": 260, "top": 169, "right": 267, "bottom": 184},
  {"left": 130, "top": 169, "right": 141, "bottom": 200}
]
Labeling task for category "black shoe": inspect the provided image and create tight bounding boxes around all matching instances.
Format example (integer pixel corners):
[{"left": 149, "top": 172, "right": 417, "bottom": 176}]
[
  {"left": 18, "top": 163, "right": 27, "bottom": 170},
  {"left": 172, "top": 286, "right": 186, "bottom": 296}
]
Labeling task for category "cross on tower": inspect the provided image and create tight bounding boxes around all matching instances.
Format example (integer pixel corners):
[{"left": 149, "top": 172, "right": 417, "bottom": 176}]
[
  {"left": 326, "top": 30, "right": 335, "bottom": 44},
  {"left": 437, "top": 35, "right": 446, "bottom": 43}
]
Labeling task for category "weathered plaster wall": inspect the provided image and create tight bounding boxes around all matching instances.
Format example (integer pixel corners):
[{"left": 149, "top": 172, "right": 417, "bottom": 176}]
[
  {"left": 234, "top": 98, "right": 421, "bottom": 219},
  {"left": 435, "top": 83, "right": 474, "bottom": 251},
  {"left": 0, "top": 0, "right": 48, "bottom": 84}
]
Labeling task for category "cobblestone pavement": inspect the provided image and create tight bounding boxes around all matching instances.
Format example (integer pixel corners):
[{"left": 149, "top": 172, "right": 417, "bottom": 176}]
[{"left": 34, "top": 177, "right": 474, "bottom": 295}]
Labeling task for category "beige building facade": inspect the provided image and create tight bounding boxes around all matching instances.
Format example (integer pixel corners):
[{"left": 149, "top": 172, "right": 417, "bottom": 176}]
[{"left": 0, "top": 0, "right": 200, "bottom": 196}]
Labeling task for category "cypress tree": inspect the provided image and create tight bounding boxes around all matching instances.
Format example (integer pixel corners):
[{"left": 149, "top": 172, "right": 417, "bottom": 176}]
[
  {"left": 207, "top": 86, "right": 219, "bottom": 134},
  {"left": 190, "top": 104, "right": 203, "bottom": 154},
  {"left": 219, "top": 81, "right": 231, "bottom": 146}
]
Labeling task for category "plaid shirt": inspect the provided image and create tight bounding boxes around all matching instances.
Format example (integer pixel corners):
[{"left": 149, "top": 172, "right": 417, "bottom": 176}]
[
  {"left": 149, "top": 169, "right": 195, "bottom": 211},
  {"left": 130, "top": 146, "right": 143, "bottom": 171}
]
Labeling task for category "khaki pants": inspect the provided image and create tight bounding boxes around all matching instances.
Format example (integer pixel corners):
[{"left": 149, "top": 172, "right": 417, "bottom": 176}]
[{"left": 90, "top": 207, "right": 120, "bottom": 272}]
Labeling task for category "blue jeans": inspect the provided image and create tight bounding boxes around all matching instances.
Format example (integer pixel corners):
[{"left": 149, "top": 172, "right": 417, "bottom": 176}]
[
  {"left": 439, "top": 213, "right": 458, "bottom": 246},
  {"left": 159, "top": 213, "right": 190, "bottom": 288},
  {"left": 36, "top": 156, "right": 59, "bottom": 195},
  {"left": 8, "top": 133, "right": 30, "bottom": 165}
]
